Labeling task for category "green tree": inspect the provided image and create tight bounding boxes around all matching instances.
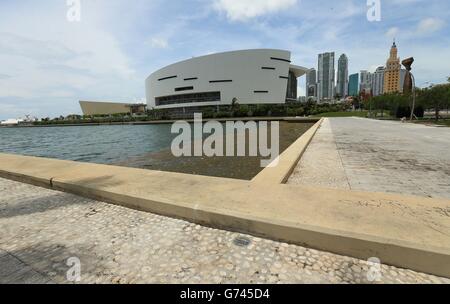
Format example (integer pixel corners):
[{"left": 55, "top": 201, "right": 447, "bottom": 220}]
[
  {"left": 371, "top": 94, "right": 388, "bottom": 117},
  {"left": 444, "top": 84, "right": 450, "bottom": 114},
  {"left": 352, "top": 96, "right": 361, "bottom": 110},
  {"left": 420, "top": 84, "right": 450, "bottom": 121}
]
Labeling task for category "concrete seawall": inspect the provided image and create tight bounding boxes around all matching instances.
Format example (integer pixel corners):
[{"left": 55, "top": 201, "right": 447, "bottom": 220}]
[
  {"left": 1, "top": 151, "right": 449, "bottom": 278},
  {"left": 1, "top": 117, "right": 319, "bottom": 128},
  {"left": 252, "top": 118, "right": 323, "bottom": 184}
]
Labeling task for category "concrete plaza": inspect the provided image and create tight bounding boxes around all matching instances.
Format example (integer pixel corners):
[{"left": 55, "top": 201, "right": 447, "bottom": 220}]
[{"left": 289, "top": 117, "right": 450, "bottom": 200}]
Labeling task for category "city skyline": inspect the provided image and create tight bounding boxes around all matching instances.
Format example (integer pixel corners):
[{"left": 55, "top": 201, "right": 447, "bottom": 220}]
[
  {"left": 1, "top": 0, "right": 450, "bottom": 119},
  {"left": 305, "top": 41, "right": 412, "bottom": 102}
]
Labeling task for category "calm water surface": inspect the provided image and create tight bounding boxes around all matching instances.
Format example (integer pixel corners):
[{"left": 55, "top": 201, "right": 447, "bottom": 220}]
[
  {"left": 0, "top": 122, "right": 314, "bottom": 180},
  {"left": 0, "top": 125, "right": 175, "bottom": 164}
]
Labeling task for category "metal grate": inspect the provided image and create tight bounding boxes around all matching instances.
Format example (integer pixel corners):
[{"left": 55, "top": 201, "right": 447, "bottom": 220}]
[{"left": 233, "top": 236, "right": 252, "bottom": 247}]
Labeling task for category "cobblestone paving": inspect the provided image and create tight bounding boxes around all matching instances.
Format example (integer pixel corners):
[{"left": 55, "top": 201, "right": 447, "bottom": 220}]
[
  {"left": 1, "top": 177, "right": 448, "bottom": 284},
  {"left": 290, "top": 118, "right": 450, "bottom": 200},
  {"left": 289, "top": 118, "right": 350, "bottom": 189}
]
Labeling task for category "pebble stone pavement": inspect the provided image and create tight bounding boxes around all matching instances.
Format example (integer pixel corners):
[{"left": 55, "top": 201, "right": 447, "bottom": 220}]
[{"left": 1, "top": 177, "right": 449, "bottom": 284}]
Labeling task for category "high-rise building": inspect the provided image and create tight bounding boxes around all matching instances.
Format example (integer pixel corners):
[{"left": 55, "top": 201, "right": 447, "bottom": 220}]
[
  {"left": 336, "top": 54, "right": 349, "bottom": 98},
  {"left": 348, "top": 73, "right": 359, "bottom": 96},
  {"left": 360, "top": 70, "right": 373, "bottom": 94},
  {"left": 306, "top": 68, "right": 317, "bottom": 99},
  {"left": 383, "top": 41, "right": 401, "bottom": 94},
  {"left": 317, "top": 52, "right": 335, "bottom": 103},
  {"left": 372, "top": 66, "right": 385, "bottom": 96}
]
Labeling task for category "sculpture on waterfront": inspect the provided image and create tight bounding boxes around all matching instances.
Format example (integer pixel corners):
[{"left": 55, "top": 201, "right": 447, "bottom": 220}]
[
  {"left": 401, "top": 57, "right": 416, "bottom": 120},
  {"left": 402, "top": 57, "right": 414, "bottom": 94}
]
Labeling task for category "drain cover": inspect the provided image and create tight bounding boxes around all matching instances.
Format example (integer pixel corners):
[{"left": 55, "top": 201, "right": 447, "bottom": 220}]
[{"left": 233, "top": 236, "right": 251, "bottom": 247}]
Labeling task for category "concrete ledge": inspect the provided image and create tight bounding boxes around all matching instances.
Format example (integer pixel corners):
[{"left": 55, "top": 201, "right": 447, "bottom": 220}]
[
  {"left": 1, "top": 153, "right": 449, "bottom": 277},
  {"left": 252, "top": 118, "right": 324, "bottom": 184}
]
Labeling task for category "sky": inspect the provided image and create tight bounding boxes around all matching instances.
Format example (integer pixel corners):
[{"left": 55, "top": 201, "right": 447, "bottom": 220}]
[{"left": 0, "top": 0, "right": 449, "bottom": 120}]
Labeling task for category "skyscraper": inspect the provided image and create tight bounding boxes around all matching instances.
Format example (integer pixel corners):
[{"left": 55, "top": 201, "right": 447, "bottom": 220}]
[
  {"left": 383, "top": 41, "right": 401, "bottom": 94},
  {"left": 336, "top": 54, "right": 349, "bottom": 98},
  {"left": 360, "top": 70, "right": 373, "bottom": 94},
  {"left": 348, "top": 73, "right": 359, "bottom": 96},
  {"left": 306, "top": 68, "right": 317, "bottom": 99},
  {"left": 372, "top": 66, "right": 385, "bottom": 96},
  {"left": 317, "top": 52, "right": 335, "bottom": 103}
]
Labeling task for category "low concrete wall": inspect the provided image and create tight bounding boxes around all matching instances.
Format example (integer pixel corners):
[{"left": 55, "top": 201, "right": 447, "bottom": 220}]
[
  {"left": 0, "top": 153, "right": 449, "bottom": 278},
  {"left": 252, "top": 118, "right": 324, "bottom": 184}
]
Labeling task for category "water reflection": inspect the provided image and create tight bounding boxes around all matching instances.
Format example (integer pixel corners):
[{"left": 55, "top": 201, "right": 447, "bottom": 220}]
[{"left": 0, "top": 122, "right": 313, "bottom": 180}]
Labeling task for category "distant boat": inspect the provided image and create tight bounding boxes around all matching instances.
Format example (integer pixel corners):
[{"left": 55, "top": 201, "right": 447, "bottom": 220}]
[
  {"left": 0, "top": 118, "right": 23, "bottom": 126},
  {"left": 1, "top": 115, "right": 37, "bottom": 126}
]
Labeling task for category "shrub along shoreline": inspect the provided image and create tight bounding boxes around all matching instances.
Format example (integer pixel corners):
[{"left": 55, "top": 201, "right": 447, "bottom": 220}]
[{"left": 32, "top": 102, "right": 350, "bottom": 126}]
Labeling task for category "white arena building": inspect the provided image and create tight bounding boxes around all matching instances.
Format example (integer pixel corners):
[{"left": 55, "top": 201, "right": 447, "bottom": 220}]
[{"left": 145, "top": 49, "right": 309, "bottom": 111}]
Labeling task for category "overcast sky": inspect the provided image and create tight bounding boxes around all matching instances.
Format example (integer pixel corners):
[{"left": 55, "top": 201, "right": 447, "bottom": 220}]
[{"left": 0, "top": 0, "right": 449, "bottom": 119}]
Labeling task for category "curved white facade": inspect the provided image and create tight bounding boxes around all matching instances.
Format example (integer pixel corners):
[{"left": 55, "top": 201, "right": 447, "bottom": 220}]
[{"left": 145, "top": 49, "right": 308, "bottom": 110}]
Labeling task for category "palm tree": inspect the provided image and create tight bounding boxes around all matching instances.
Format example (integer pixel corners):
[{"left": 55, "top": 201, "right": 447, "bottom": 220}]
[{"left": 230, "top": 97, "right": 240, "bottom": 112}]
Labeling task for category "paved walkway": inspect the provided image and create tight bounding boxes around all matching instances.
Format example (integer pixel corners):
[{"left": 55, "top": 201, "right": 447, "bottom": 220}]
[
  {"left": 289, "top": 118, "right": 450, "bottom": 199},
  {"left": 0, "top": 177, "right": 448, "bottom": 284}
]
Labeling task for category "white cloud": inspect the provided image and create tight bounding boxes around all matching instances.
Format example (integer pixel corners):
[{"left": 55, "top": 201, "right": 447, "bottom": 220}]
[
  {"left": 0, "top": 1, "right": 140, "bottom": 119},
  {"left": 324, "top": 28, "right": 338, "bottom": 41},
  {"left": 213, "top": 0, "right": 298, "bottom": 21},
  {"left": 384, "top": 18, "right": 445, "bottom": 43},
  {"left": 48, "top": 90, "right": 76, "bottom": 98},
  {"left": 385, "top": 27, "right": 400, "bottom": 38},
  {"left": 0, "top": 30, "right": 134, "bottom": 99},
  {"left": 417, "top": 18, "right": 445, "bottom": 35},
  {"left": 150, "top": 37, "right": 169, "bottom": 49}
]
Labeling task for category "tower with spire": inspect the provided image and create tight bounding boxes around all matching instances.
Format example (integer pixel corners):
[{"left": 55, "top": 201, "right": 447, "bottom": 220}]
[{"left": 383, "top": 40, "right": 401, "bottom": 94}]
